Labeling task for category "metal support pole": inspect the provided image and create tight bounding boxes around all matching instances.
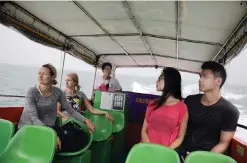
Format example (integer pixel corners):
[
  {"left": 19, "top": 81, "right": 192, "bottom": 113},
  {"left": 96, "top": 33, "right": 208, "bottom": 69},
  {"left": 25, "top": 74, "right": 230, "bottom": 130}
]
[
  {"left": 91, "top": 56, "right": 99, "bottom": 96},
  {"left": 112, "top": 66, "right": 116, "bottom": 78},
  {"left": 91, "top": 66, "right": 97, "bottom": 95},
  {"left": 59, "top": 50, "right": 66, "bottom": 88},
  {"left": 176, "top": 0, "right": 181, "bottom": 68}
]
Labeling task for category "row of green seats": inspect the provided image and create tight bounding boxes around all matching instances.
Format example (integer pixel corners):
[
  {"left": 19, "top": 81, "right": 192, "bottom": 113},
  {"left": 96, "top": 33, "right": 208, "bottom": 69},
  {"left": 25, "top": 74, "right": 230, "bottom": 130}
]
[
  {"left": 0, "top": 113, "right": 122, "bottom": 163},
  {"left": 0, "top": 119, "right": 14, "bottom": 156},
  {"left": 83, "top": 109, "right": 125, "bottom": 163},
  {"left": 125, "top": 143, "right": 237, "bottom": 163},
  {"left": 88, "top": 90, "right": 127, "bottom": 163},
  {"left": 54, "top": 108, "right": 125, "bottom": 163},
  {"left": 54, "top": 90, "right": 127, "bottom": 163},
  {"left": 0, "top": 118, "right": 237, "bottom": 163},
  {"left": 0, "top": 118, "right": 57, "bottom": 163},
  {"left": 0, "top": 117, "right": 93, "bottom": 163},
  {"left": 0, "top": 90, "right": 127, "bottom": 163}
]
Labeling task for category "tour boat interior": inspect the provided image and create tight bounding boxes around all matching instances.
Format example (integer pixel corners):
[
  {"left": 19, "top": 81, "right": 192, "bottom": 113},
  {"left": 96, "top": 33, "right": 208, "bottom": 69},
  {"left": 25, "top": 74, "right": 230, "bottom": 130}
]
[{"left": 0, "top": 1, "right": 247, "bottom": 163}]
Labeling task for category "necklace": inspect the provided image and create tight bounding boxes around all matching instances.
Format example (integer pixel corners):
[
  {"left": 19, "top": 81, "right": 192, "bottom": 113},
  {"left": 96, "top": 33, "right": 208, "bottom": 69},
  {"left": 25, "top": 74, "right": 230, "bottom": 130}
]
[{"left": 39, "top": 85, "right": 53, "bottom": 97}]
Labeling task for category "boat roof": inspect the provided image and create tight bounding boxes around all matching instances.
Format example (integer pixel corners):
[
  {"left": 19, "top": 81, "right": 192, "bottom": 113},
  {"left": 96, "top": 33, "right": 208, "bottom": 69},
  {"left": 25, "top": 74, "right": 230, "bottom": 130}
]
[{"left": 0, "top": 1, "right": 246, "bottom": 73}]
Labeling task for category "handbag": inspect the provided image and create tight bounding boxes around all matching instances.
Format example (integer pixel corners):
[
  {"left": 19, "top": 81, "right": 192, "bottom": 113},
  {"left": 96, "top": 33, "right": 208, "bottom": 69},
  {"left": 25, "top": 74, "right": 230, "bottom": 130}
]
[{"left": 54, "top": 121, "right": 89, "bottom": 153}]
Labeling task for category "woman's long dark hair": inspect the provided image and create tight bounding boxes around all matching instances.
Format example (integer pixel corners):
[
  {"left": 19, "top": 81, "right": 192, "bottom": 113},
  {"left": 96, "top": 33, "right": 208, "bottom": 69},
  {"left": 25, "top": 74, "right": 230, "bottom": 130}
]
[{"left": 153, "top": 67, "right": 182, "bottom": 110}]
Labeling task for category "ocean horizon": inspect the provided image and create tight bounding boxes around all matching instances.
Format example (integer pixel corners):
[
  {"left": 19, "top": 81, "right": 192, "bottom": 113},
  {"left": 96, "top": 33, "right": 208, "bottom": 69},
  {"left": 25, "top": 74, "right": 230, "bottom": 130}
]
[{"left": 0, "top": 63, "right": 246, "bottom": 142}]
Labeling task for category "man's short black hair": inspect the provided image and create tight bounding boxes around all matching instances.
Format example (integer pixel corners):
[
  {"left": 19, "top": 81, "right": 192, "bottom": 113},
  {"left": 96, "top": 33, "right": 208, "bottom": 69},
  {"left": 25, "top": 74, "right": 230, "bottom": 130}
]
[
  {"left": 201, "top": 61, "right": 227, "bottom": 88},
  {"left": 102, "top": 62, "right": 112, "bottom": 70}
]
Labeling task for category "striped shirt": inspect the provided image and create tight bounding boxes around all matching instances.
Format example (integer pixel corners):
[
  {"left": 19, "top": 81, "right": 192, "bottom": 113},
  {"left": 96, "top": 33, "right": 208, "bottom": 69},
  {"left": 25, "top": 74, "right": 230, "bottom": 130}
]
[{"left": 18, "top": 85, "right": 85, "bottom": 129}]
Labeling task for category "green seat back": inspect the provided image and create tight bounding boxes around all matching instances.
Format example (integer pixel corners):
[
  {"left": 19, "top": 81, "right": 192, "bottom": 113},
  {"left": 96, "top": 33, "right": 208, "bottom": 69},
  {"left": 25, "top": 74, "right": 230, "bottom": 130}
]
[
  {"left": 184, "top": 151, "right": 237, "bottom": 163},
  {"left": 125, "top": 143, "right": 180, "bottom": 163},
  {"left": 88, "top": 114, "right": 112, "bottom": 141},
  {"left": 56, "top": 118, "right": 93, "bottom": 156},
  {"left": 108, "top": 110, "right": 125, "bottom": 133},
  {"left": 83, "top": 109, "right": 91, "bottom": 118},
  {"left": 0, "top": 125, "right": 56, "bottom": 163},
  {"left": 0, "top": 119, "right": 14, "bottom": 156},
  {"left": 56, "top": 115, "right": 62, "bottom": 127}
]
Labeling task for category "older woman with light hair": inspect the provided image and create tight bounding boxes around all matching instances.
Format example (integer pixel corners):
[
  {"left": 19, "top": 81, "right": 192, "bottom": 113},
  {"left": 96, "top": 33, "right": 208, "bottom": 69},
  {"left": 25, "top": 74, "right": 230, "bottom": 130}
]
[
  {"left": 18, "top": 64, "right": 95, "bottom": 151},
  {"left": 57, "top": 73, "right": 114, "bottom": 122}
]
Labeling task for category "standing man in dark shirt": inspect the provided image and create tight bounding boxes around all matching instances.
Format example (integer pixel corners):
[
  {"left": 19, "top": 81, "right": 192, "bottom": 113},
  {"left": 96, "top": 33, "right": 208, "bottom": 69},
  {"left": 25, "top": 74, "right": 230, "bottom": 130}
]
[{"left": 179, "top": 61, "right": 239, "bottom": 159}]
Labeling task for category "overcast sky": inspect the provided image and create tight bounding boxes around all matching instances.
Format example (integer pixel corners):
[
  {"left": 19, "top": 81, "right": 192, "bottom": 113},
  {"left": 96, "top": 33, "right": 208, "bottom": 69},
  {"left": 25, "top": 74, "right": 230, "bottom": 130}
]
[
  {"left": 1, "top": 24, "right": 247, "bottom": 85},
  {"left": 0, "top": 24, "right": 196, "bottom": 79},
  {"left": 0, "top": 24, "right": 166, "bottom": 77}
]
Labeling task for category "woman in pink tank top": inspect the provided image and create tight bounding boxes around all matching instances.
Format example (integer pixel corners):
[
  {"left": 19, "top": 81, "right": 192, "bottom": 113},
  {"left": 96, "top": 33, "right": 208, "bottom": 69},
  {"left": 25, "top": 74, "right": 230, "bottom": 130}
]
[{"left": 141, "top": 67, "right": 188, "bottom": 149}]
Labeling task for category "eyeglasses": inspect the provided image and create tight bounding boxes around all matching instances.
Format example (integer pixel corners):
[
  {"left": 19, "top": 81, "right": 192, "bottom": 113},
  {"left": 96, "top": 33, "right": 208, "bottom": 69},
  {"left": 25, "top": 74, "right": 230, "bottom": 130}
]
[{"left": 158, "top": 76, "right": 164, "bottom": 81}]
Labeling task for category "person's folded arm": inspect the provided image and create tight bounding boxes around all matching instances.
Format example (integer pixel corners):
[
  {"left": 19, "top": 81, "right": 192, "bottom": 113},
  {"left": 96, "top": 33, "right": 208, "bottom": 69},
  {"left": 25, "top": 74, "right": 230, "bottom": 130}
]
[
  {"left": 26, "top": 88, "right": 45, "bottom": 125},
  {"left": 85, "top": 98, "right": 106, "bottom": 115},
  {"left": 169, "top": 111, "right": 189, "bottom": 149}
]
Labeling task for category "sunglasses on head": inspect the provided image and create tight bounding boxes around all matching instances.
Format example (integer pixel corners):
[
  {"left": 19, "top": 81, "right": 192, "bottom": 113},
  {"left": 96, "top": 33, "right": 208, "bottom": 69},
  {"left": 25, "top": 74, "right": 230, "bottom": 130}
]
[
  {"left": 158, "top": 75, "right": 164, "bottom": 81},
  {"left": 42, "top": 64, "right": 55, "bottom": 76}
]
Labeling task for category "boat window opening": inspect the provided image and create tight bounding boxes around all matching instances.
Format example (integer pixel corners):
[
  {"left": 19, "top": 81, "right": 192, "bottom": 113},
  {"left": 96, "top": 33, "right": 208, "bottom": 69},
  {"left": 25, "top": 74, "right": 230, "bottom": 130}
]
[
  {"left": 0, "top": 24, "right": 94, "bottom": 105},
  {"left": 94, "top": 68, "right": 104, "bottom": 90},
  {"left": 0, "top": 1, "right": 246, "bottom": 162},
  {"left": 58, "top": 51, "right": 66, "bottom": 89},
  {"left": 0, "top": 24, "right": 61, "bottom": 106},
  {"left": 59, "top": 54, "right": 95, "bottom": 99},
  {"left": 115, "top": 67, "right": 199, "bottom": 97},
  {"left": 222, "top": 44, "right": 247, "bottom": 143}
]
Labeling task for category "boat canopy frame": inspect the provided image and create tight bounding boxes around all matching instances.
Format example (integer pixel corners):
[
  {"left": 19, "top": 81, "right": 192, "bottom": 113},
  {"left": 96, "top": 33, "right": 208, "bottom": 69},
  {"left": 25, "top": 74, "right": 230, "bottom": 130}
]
[
  {"left": 1, "top": 1, "right": 247, "bottom": 134},
  {"left": 0, "top": 1, "right": 247, "bottom": 74}
]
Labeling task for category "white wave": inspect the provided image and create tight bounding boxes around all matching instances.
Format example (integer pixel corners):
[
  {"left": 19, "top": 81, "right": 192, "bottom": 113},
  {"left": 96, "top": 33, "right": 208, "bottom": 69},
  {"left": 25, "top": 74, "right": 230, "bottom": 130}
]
[
  {"left": 143, "top": 85, "right": 156, "bottom": 91},
  {"left": 132, "top": 81, "right": 160, "bottom": 95},
  {"left": 224, "top": 92, "right": 246, "bottom": 100},
  {"left": 183, "top": 84, "right": 199, "bottom": 96},
  {"left": 233, "top": 104, "right": 243, "bottom": 109},
  {"left": 132, "top": 81, "right": 247, "bottom": 103},
  {"left": 132, "top": 81, "right": 150, "bottom": 94},
  {"left": 238, "top": 117, "right": 247, "bottom": 125},
  {"left": 133, "top": 82, "right": 200, "bottom": 96}
]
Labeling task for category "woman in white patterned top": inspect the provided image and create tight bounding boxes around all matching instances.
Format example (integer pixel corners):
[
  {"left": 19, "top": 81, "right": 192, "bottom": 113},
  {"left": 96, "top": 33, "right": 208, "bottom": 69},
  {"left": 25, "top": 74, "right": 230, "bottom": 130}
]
[{"left": 57, "top": 73, "right": 114, "bottom": 122}]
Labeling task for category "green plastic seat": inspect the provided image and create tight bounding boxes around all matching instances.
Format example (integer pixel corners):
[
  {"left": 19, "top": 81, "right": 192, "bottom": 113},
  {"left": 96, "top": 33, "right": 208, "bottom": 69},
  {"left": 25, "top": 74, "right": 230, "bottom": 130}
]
[
  {"left": 83, "top": 109, "right": 91, "bottom": 118},
  {"left": 53, "top": 118, "right": 93, "bottom": 163},
  {"left": 88, "top": 114, "right": 112, "bottom": 141},
  {"left": 0, "top": 125, "right": 56, "bottom": 163},
  {"left": 184, "top": 151, "right": 237, "bottom": 163},
  {"left": 107, "top": 111, "right": 125, "bottom": 163},
  {"left": 0, "top": 119, "right": 14, "bottom": 156},
  {"left": 108, "top": 110, "right": 125, "bottom": 133},
  {"left": 88, "top": 114, "right": 113, "bottom": 163},
  {"left": 56, "top": 118, "right": 93, "bottom": 156},
  {"left": 56, "top": 115, "right": 63, "bottom": 127},
  {"left": 125, "top": 143, "right": 180, "bottom": 163}
]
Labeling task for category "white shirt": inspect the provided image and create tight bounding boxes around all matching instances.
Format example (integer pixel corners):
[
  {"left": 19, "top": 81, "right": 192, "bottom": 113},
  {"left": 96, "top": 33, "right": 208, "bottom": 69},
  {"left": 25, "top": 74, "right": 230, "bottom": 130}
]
[{"left": 95, "top": 76, "right": 122, "bottom": 91}]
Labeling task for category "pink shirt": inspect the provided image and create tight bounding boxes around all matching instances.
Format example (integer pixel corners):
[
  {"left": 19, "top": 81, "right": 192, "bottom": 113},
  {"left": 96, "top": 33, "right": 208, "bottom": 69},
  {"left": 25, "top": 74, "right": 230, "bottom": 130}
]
[{"left": 145, "top": 100, "right": 187, "bottom": 146}]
